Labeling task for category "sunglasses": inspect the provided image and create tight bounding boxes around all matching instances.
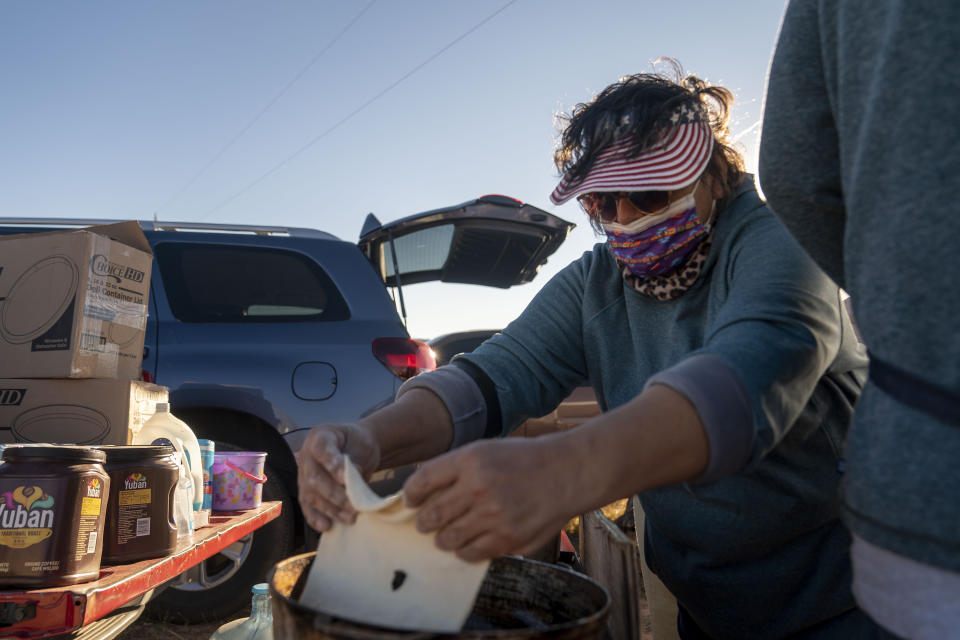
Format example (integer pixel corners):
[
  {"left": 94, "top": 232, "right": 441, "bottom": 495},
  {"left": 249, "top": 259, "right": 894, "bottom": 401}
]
[{"left": 576, "top": 190, "right": 672, "bottom": 223}]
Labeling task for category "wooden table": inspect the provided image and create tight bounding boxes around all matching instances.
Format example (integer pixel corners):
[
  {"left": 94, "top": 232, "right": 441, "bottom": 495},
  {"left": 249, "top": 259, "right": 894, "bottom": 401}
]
[{"left": 0, "top": 501, "right": 281, "bottom": 639}]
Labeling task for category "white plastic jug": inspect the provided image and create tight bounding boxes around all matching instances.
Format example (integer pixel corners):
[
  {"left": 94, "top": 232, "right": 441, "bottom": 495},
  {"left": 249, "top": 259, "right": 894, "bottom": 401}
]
[{"left": 136, "top": 403, "right": 204, "bottom": 513}]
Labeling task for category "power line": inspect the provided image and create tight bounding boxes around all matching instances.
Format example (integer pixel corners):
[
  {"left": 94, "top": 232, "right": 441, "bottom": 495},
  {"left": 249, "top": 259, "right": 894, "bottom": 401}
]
[
  {"left": 199, "top": 0, "right": 520, "bottom": 220},
  {"left": 152, "top": 0, "right": 378, "bottom": 218}
]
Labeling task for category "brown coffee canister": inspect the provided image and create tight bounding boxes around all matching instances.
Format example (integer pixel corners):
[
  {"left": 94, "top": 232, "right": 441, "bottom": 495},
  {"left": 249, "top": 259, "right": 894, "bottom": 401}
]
[
  {"left": 98, "top": 445, "right": 178, "bottom": 563},
  {"left": 0, "top": 444, "right": 110, "bottom": 587}
]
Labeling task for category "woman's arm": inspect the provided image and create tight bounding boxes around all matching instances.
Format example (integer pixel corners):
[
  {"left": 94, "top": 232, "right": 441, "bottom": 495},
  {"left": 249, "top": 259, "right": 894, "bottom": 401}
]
[
  {"left": 697, "top": 214, "right": 846, "bottom": 462},
  {"left": 297, "top": 387, "right": 454, "bottom": 531},
  {"left": 403, "top": 382, "right": 708, "bottom": 561},
  {"left": 364, "top": 388, "right": 455, "bottom": 469},
  {"left": 297, "top": 256, "right": 594, "bottom": 533}
]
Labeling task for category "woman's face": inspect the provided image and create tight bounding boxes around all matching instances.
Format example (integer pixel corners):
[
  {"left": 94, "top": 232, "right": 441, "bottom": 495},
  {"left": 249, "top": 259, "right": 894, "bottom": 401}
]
[{"left": 613, "top": 171, "right": 721, "bottom": 226}]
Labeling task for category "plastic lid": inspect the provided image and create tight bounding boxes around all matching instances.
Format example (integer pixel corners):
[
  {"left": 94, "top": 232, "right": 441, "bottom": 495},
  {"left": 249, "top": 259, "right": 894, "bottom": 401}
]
[
  {"left": 155, "top": 402, "right": 170, "bottom": 412},
  {"left": 252, "top": 583, "right": 269, "bottom": 595},
  {"left": 2, "top": 444, "right": 106, "bottom": 464},
  {"left": 96, "top": 444, "right": 176, "bottom": 461}
]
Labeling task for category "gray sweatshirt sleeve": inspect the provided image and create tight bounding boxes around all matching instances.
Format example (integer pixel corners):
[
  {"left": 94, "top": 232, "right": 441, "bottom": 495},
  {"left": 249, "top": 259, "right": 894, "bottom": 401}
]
[
  {"left": 395, "top": 365, "right": 488, "bottom": 450},
  {"left": 701, "top": 214, "right": 846, "bottom": 467},
  {"left": 759, "top": 0, "right": 846, "bottom": 287},
  {"left": 646, "top": 353, "right": 754, "bottom": 483}
]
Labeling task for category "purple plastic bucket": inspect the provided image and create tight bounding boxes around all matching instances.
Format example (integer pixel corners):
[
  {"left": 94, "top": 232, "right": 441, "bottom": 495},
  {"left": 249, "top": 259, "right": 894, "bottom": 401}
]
[{"left": 212, "top": 451, "right": 267, "bottom": 511}]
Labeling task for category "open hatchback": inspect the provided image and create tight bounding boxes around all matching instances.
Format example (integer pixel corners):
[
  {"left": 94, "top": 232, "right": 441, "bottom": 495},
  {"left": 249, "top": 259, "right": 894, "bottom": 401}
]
[{"left": 358, "top": 194, "right": 575, "bottom": 289}]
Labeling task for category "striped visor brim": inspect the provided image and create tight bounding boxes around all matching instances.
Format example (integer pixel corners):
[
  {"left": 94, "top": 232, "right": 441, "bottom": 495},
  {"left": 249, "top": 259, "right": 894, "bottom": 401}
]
[{"left": 550, "top": 120, "right": 714, "bottom": 205}]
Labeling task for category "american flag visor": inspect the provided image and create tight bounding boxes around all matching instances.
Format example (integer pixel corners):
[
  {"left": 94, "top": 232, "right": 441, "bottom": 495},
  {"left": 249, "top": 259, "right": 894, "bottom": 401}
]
[{"left": 550, "top": 119, "right": 714, "bottom": 205}]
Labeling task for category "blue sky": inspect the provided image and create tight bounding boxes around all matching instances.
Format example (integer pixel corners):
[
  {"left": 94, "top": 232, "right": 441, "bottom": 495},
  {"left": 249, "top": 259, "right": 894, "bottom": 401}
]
[{"left": 0, "top": 1, "right": 788, "bottom": 339}]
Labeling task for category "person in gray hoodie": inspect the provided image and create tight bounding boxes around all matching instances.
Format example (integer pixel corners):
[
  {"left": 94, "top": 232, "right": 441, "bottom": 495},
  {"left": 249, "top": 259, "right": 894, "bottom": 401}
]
[
  {"left": 759, "top": 1, "right": 960, "bottom": 637},
  {"left": 300, "top": 67, "right": 873, "bottom": 638}
]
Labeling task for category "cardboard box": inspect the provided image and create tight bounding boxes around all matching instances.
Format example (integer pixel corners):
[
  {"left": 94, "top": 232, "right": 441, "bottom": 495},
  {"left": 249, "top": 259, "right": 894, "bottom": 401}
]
[
  {"left": 0, "top": 221, "right": 153, "bottom": 379},
  {"left": 0, "top": 379, "right": 168, "bottom": 446}
]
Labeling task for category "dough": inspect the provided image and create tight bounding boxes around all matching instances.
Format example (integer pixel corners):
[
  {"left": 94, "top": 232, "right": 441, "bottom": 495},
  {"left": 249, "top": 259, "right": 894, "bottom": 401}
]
[{"left": 299, "top": 457, "right": 490, "bottom": 632}]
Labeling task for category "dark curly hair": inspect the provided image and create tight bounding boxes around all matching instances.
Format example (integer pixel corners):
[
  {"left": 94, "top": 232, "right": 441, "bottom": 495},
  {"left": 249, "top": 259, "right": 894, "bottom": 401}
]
[{"left": 554, "top": 60, "right": 745, "bottom": 215}]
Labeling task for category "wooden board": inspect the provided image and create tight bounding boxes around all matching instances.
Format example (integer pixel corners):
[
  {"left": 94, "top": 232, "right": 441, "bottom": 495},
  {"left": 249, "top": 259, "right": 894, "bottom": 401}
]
[{"left": 579, "top": 508, "right": 645, "bottom": 640}]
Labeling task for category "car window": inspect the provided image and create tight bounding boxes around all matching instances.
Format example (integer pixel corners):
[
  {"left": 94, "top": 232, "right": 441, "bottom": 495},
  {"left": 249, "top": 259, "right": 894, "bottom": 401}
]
[
  {"left": 380, "top": 225, "right": 454, "bottom": 280},
  {"left": 154, "top": 243, "right": 349, "bottom": 323}
]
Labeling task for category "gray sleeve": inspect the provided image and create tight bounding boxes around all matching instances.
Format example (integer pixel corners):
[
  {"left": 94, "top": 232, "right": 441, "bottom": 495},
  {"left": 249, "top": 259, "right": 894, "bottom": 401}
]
[
  {"left": 645, "top": 353, "right": 754, "bottom": 483},
  {"left": 759, "top": 0, "right": 847, "bottom": 288},
  {"left": 395, "top": 365, "right": 487, "bottom": 450}
]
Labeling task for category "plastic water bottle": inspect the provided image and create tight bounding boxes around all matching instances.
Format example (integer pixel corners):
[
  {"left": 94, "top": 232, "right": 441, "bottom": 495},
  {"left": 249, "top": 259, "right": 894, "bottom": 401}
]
[
  {"left": 208, "top": 583, "right": 274, "bottom": 640},
  {"left": 136, "top": 403, "right": 204, "bottom": 515}
]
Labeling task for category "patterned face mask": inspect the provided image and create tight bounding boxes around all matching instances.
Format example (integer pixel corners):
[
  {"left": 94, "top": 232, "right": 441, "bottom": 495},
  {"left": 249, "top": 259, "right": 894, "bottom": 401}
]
[{"left": 602, "top": 193, "right": 710, "bottom": 278}]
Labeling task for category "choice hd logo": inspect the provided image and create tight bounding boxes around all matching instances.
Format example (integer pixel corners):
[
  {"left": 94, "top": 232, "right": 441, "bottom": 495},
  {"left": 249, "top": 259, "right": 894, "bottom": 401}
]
[
  {"left": 0, "top": 389, "right": 26, "bottom": 406},
  {"left": 90, "top": 254, "right": 145, "bottom": 284}
]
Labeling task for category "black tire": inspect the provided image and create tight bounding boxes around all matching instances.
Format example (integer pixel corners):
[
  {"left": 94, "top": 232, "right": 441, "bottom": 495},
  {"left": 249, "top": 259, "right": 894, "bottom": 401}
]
[{"left": 144, "top": 455, "right": 296, "bottom": 624}]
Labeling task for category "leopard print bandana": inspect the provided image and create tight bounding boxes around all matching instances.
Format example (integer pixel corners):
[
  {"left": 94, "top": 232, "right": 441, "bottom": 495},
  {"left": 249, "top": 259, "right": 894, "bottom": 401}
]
[{"left": 619, "top": 229, "right": 714, "bottom": 300}]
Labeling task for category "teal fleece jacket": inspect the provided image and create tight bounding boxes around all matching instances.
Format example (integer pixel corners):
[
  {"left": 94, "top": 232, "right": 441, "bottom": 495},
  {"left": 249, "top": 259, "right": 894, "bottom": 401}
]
[{"left": 459, "top": 178, "right": 868, "bottom": 639}]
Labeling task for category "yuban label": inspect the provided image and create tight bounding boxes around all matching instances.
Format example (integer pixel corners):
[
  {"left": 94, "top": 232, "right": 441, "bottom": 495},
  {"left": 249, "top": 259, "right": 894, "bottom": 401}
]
[
  {"left": 85, "top": 478, "right": 102, "bottom": 499},
  {"left": 76, "top": 478, "right": 103, "bottom": 560},
  {"left": 120, "top": 472, "right": 151, "bottom": 506},
  {"left": 124, "top": 473, "right": 147, "bottom": 491},
  {"left": 81, "top": 478, "right": 102, "bottom": 517},
  {"left": 0, "top": 486, "right": 55, "bottom": 549}
]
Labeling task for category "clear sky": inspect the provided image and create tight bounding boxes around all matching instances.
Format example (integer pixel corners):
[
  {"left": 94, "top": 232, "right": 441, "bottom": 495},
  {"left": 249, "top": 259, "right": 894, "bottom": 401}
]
[{"left": 0, "top": 1, "right": 788, "bottom": 339}]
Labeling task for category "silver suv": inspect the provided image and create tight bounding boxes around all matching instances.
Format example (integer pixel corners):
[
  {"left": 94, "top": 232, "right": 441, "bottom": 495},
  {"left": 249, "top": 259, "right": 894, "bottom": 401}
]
[{"left": 0, "top": 195, "right": 573, "bottom": 622}]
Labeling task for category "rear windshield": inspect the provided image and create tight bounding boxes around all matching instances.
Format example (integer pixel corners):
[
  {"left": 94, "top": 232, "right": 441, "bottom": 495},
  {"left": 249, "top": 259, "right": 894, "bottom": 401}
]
[{"left": 155, "top": 243, "right": 349, "bottom": 323}]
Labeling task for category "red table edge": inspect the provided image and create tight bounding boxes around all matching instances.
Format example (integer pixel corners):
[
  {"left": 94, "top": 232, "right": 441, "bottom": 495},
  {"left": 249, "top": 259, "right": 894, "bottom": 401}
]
[{"left": 0, "top": 501, "right": 281, "bottom": 637}]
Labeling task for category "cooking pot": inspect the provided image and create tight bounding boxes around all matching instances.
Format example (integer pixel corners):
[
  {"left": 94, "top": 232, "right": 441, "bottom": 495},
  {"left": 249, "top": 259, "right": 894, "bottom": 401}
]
[{"left": 269, "top": 552, "right": 610, "bottom": 639}]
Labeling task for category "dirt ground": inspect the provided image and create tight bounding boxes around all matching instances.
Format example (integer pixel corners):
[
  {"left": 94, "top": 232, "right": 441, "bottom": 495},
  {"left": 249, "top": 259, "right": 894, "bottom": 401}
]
[
  {"left": 116, "top": 618, "right": 224, "bottom": 640},
  {"left": 117, "top": 601, "right": 251, "bottom": 640}
]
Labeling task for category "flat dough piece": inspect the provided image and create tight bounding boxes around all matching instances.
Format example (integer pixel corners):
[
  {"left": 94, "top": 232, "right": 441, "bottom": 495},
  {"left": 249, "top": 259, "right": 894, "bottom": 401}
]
[{"left": 300, "top": 457, "right": 490, "bottom": 632}]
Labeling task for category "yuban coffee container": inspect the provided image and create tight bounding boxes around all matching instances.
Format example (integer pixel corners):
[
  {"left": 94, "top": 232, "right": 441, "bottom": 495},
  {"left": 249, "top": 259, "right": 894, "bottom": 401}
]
[
  {"left": 0, "top": 444, "right": 110, "bottom": 587},
  {"left": 98, "top": 445, "right": 179, "bottom": 564}
]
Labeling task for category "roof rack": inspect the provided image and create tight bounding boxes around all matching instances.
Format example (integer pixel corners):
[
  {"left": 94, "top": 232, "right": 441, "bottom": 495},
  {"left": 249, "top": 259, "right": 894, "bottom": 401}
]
[{"left": 0, "top": 217, "right": 337, "bottom": 240}]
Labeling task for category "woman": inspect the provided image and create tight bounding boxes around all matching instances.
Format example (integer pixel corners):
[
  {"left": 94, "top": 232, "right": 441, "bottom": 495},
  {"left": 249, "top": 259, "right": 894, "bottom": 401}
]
[{"left": 298, "top": 67, "right": 870, "bottom": 639}]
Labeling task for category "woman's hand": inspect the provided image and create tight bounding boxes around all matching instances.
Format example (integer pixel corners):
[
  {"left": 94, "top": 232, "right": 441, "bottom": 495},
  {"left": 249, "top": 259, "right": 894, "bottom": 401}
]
[
  {"left": 296, "top": 387, "right": 460, "bottom": 533},
  {"left": 401, "top": 383, "right": 710, "bottom": 562},
  {"left": 403, "top": 437, "right": 573, "bottom": 562},
  {"left": 297, "top": 423, "right": 380, "bottom": 532}
]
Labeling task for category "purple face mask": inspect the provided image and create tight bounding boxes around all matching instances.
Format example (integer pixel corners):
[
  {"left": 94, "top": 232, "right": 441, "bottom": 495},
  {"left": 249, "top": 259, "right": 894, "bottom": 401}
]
[{"left": 602, "top": 195, "right": 710, "bottom": 278}]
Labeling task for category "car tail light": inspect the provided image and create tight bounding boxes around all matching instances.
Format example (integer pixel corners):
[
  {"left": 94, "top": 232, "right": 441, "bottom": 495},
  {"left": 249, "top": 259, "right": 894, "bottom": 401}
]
[{"left": 372, "top": 338, "right": 437, "bottom": 380}]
